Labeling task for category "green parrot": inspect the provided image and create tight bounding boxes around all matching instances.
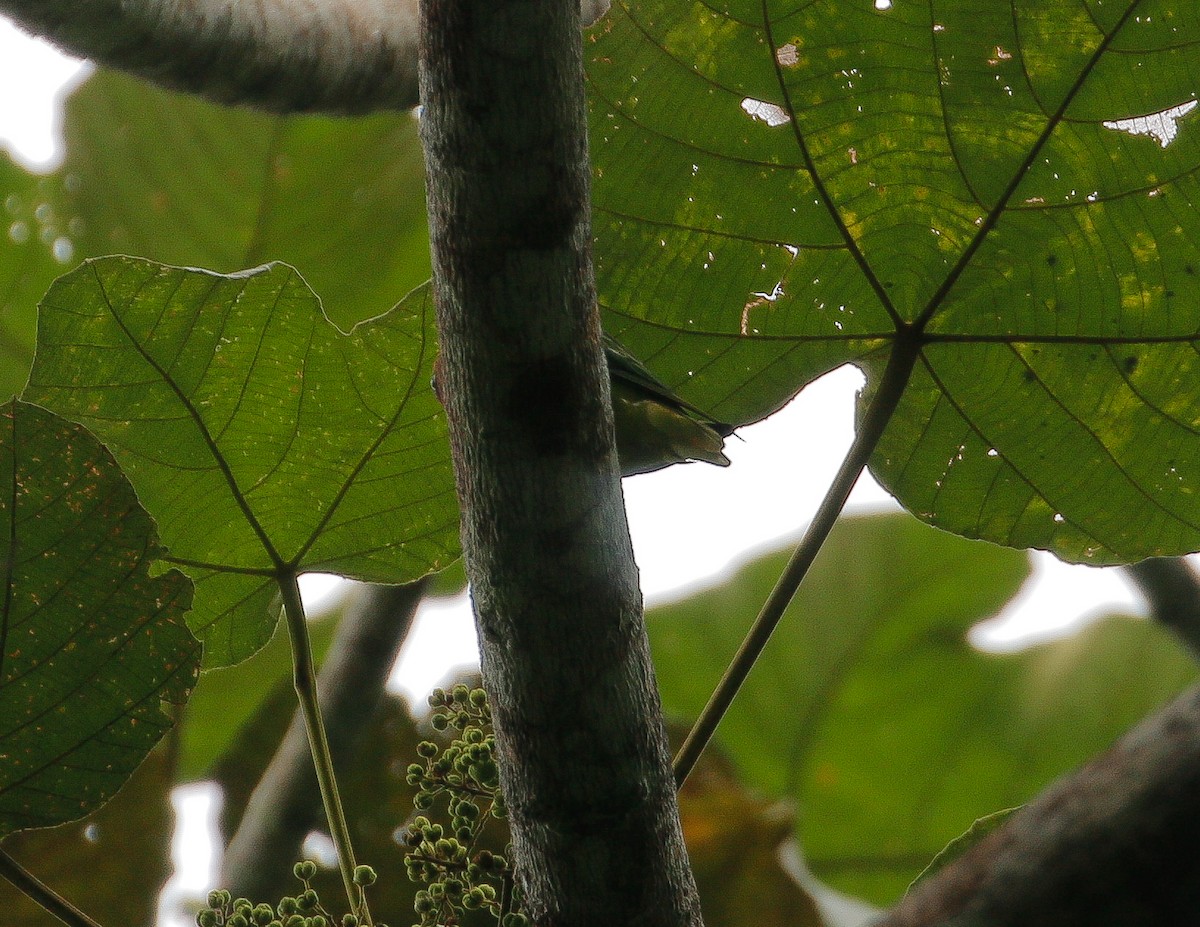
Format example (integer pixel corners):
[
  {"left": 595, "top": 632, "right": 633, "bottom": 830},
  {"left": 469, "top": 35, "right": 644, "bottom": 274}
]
[{"left": 603, "top": 332, "right": 734, "bottom": 476}]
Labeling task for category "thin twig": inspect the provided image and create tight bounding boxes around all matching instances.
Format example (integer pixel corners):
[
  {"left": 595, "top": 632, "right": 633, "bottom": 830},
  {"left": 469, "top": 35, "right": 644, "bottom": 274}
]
[
  {"left": 0, "top": 847, "right": 105, "bottom": 927},
  {"left": 673, "top": 336, "right": 921, "bottom": 787}
]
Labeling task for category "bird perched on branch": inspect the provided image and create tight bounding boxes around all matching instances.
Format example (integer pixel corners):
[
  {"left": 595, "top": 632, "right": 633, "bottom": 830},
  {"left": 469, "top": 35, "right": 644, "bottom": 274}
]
[
  {"left": 602, "top": 332, "right": 734, "bottom": 476},
  {"left": 432, "top": 332, "right": 735, "bottom": 477}
]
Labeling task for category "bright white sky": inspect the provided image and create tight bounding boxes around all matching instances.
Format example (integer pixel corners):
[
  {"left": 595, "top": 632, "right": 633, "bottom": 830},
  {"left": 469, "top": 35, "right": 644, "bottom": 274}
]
[{"left": 0, "top": 17, "right": 1150, "bottom": 923}]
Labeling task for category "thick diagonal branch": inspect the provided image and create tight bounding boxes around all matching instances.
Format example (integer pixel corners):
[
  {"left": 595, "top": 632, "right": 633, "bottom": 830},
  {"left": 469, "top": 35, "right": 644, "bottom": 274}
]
[
  {"left": 876, "top": 683, "right": 1200, "bottom": 927},
  {"left": 0, "top": 0, "right": 608, "bottom": 114},
  {"left": 2, "top": 0, "right": 419, "bottom": 112}
]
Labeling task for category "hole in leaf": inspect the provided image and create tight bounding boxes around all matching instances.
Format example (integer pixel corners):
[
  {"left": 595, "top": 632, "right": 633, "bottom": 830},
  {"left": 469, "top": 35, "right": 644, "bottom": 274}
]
[
  {"left": 740, "top": 98, "right": 791, "bottom": 127},
  {"left": 1103, "top": 99, "right": 1198, "bottom": 148}
]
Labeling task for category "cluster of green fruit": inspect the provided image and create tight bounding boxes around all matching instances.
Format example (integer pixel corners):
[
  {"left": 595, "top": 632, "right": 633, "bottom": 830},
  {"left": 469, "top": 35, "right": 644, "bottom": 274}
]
[
  {"left": 401, "top": 685, "right": 527, "bottom": 927},
  {"left": 195, "top": 862, "right": 380, "bottom": 927}
]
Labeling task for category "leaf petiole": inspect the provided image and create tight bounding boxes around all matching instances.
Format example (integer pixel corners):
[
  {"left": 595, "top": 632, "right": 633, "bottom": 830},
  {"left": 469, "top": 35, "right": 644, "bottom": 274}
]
[
  {"left": 277, "top": 571, "right": 373, "bottom": 926},
  {"left": 673, "top": 334, "right": 921, "bottom": 787}
]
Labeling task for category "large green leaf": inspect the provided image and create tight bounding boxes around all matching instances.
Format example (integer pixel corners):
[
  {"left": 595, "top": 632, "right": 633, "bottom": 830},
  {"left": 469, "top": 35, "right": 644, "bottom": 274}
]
[
  {"left": 588, "top": 1, "right": 1200, "bottom": 563},
  {"left": 24, "top": 257, "right": 458, "bottom": 666},
  {"left": 0, "top": 399, "right": 198, "bottom": 836},
  {"left": 648, "top": 513, "right": 1196, "bottom": 902},
  {"left": 59, "top": 69, "right": 430, "bottom": 329}
]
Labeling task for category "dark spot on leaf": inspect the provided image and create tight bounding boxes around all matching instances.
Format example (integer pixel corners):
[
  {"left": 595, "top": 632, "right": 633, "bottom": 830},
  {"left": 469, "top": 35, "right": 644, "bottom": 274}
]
[
  {"left": 1023, "top": 369, "right": 1036, "bottom": 383},
  {"left": 1166, "top": 290, "right": 1176, "bottom": 299},
  {"left": 1046, "top": 254, "right": 1057, "bottom": 266},
  {"left": 1124, "top": 355, "right": 1138, "bottom": 374},
  {"left": 1187, "top": 264, "right": 1196, "bottom": 276}
]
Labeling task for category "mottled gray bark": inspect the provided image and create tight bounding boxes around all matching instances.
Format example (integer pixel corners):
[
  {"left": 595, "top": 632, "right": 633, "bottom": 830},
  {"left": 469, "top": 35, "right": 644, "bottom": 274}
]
[
  {"left": 221, "top": 582, "right": 424, "bottom": 900},
  {"left": 418, "top": 0, "right": 702, "bottom": 924}
]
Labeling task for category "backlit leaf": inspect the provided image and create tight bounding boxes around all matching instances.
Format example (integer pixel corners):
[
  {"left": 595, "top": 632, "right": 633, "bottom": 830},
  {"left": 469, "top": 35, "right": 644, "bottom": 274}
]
[
  {"left": 0, "top": 399, "right": 197, "bottom": 836},
  {"left": 25, "top": 258, "right": 458, "bottom": 666}
]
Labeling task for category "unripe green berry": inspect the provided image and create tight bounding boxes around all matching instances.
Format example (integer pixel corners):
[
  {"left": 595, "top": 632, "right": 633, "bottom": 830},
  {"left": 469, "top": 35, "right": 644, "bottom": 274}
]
[
  {"left": 253, "top": 903, "right": 275, "bottom": 925},
  {"left": 352, "top": 865, "right": 377, "bottom": 887},
  {"left": 469, "top": 688, "right": 487, "bottom": 707},
  {"left": 341, "top": 916, "right": 358, "bottom": 927},
  {"left": 310, "top": 916, "right": 327, "bottom": 927},
  {"left": 228, "top": 915, "right": 249, "bottom": 927},
  {"left": 428, "top": 687, "right": 447, "bottom": 707},
  {"left": 430, "top": 713, "right": 450, "bottom": 731},
  {"left": 278, "top": 897, "right": 298, "bottom": 916},
  {"left": 413, "top": 791, "right": 434, "bottom": 810},
  {"left": 416, "top": 741, "right": 438, "bottom": 758},
  {"left": 298, "top": 890, "right": 319, "bottom": 910},
  {"left": 234, "top": 900, "right": 253, "bottom": 915},
  {"left": 462, "top": 888, "right": 485, "bottom": 910},
  {"left": 294, "top": 860, "right": 318, "bottom": 881},
  {"left": 474, "top": 759, "right": 498, "bottom": 782},
  {"left": 197, "top": 910, "right": 220, "bottom": 927},
  {"left": 451, "top": 683, "right": 470, "bottom": 703}
]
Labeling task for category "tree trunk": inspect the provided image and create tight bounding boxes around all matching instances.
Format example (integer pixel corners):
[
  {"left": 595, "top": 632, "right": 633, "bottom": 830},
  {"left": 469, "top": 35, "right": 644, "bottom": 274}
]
[{"left": 418, "top": 1, "right": 704, "bottom": 924}]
